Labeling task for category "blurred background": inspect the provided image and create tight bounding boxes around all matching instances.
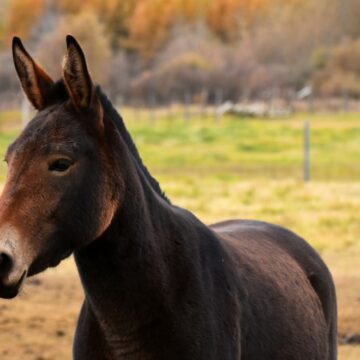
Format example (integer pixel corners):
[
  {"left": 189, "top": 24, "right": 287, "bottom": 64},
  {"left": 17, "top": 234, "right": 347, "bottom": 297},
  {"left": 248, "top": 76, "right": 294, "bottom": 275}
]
[{"left": 0, "top": 0, "right": 359, "bottom": 359}]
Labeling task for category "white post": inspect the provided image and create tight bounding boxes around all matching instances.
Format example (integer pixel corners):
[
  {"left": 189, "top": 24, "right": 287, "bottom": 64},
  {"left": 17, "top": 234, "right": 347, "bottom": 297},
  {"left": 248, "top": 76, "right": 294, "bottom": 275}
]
[
  {"left": 184, "top": 92, "right": 191, "bottom": 121},
  {"left": 21, "top": 96, "right": 30, "bottom": 128},
  {"left": 214, "top": 89, "right": 223, "bottom": 123},
  {"left": 304, "top": 121, "right": 311, "bottom": 182}
]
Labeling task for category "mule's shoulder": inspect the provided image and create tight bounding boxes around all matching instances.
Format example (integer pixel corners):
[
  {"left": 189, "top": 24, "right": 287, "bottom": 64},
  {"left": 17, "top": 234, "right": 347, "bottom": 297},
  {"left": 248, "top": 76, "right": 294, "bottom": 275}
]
[{"left": 210, "top": 219, "right": 321, "bottom": 264}]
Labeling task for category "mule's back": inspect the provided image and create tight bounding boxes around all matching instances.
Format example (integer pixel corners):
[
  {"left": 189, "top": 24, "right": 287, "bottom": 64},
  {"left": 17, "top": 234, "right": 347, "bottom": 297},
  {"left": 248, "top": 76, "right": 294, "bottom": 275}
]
[{"left": 210, "top": 219, "right": 337, "bottom": 360}]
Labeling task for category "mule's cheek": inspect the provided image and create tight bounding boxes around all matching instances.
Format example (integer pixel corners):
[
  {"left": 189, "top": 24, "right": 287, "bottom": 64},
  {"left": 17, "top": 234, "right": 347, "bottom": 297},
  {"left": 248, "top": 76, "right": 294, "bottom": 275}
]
[
  {"left": 24, "top": 222, "right": 68, "bottom": 275},
  {"left": 94, "top": 197, "right": 118, "bottom": 239},
  {"left": 90, "top": 174, "right": 123, "bottom": 241}
]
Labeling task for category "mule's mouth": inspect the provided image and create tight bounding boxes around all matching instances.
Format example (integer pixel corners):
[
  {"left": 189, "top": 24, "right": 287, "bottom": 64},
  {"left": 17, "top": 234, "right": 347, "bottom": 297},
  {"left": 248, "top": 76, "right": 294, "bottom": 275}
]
[
  {"left": 0, "top": 270, "right": 27, "bottom": 299},
  {"left": 27, "top": 248, "right": 73, "bottom": 278},
  {"left": 49, "top": 249, "right": 73, "bottom": 268}
]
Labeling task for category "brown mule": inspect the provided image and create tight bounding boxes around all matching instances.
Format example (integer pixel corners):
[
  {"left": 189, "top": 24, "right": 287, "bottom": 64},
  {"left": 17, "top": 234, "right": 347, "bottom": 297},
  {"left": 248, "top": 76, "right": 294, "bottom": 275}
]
[{"left": 0, "top": 36, "right": 337, "bottom": 359}]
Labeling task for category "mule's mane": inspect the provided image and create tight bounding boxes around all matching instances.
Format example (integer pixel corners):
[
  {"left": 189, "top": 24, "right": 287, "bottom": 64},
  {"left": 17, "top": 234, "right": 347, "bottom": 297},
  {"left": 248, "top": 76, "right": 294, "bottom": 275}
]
[
  {"left": 96, "top": 87, "right": 170, "bottom": 204},
  {"left": 48, "top": 81, "right": 169, "bottom": 203}
]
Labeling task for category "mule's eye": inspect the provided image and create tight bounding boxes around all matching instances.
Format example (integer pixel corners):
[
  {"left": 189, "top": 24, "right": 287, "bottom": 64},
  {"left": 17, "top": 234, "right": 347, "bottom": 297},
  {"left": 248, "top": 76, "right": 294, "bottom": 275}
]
[{"left": 49, "top": 159, "right": 73, "bottom": 172}]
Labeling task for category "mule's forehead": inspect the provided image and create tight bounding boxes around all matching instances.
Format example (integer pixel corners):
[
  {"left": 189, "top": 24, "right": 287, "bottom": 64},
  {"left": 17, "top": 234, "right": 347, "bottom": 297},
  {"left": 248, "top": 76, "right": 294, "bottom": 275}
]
[{"left": 7, "top": 106, "right": 93, "bottom": 159}]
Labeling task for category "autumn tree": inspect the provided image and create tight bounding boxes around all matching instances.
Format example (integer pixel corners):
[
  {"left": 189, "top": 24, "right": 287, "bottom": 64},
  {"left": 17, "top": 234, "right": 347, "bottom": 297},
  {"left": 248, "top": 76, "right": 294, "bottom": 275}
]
[
  {"left": 312, "top": 39, "right": 360, "bottom": 97},
  {"left": 4, "top": 0, "right": 45, "bottom": 44},
  {"left": 128, "top": 0, "right": 178, "bottom": 58},
  {"left": 57, "top": 0, "right": 138, "bottom": 49},
  {"left": 206, "top": 0, "right": 271, "bottom": 41},
  {"left": 336, "top": 0, "right": 360, "bottom": 39},
  {"left": 35, "top": 11, "right": 111, "bottom": 83},
  {"left": 128, "top": 0, "right": 210, "bottom": 58},
  {"left": 0, "top": 1, "right": 7, "bottom": 48}
]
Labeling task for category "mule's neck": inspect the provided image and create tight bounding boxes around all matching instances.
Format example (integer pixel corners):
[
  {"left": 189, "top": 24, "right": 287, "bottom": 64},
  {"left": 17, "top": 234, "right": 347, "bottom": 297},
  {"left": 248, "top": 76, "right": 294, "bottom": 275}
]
[
  {"left": 73, "top": 121, "right": 240, "bottom": 359},
  {"left": 74, "top": 126, "right": 195, "bottom": 336}
]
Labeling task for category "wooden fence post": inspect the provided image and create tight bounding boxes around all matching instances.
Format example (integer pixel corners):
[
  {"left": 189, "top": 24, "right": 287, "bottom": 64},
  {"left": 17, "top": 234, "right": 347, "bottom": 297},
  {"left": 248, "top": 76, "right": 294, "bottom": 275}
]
[
  {"left": 184, "top": 92, "right": 191, "bottom": 121},
  {"left": 148, "top": 94, "right": 156, "bottom": 123},
  {"left": 304, "top": 121, "right": 311, "bottom": 182},
  {"left": 133, "top": 99, "right": 141, "bottom": 121},
  {"left": 214, "top": 89, "right": 223, "bottom": 123},
  {"left": 199, "top": 89, "right": 208, "bottom": 119},
  {"left": 342, "top": 89, "right": 349, "bottom": 112},
  {"left": 166, "top": 97, "right": 173, "bottom": 120}
]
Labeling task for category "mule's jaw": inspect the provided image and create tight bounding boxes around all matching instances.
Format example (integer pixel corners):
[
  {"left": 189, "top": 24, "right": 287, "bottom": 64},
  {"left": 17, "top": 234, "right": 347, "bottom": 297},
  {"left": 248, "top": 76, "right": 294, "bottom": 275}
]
[{"left": 0, "top": 270, "right": 27, "bottom": 299}]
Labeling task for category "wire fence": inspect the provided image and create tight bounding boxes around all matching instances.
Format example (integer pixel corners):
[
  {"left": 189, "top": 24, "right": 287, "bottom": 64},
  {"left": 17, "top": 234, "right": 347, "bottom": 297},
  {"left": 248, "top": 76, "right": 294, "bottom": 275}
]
[{"left": 0, "top": 93, "right": 359, "bottom": 183}]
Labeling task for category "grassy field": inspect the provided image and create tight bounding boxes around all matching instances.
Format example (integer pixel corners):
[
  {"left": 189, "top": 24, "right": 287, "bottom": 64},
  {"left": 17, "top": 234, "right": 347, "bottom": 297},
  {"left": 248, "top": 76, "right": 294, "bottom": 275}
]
[
  {"left": 0, "top": 110, "right": 359, "bottom": 359},
  {"left": 129, "top": 111, "right": 360, "bottom": 182}
]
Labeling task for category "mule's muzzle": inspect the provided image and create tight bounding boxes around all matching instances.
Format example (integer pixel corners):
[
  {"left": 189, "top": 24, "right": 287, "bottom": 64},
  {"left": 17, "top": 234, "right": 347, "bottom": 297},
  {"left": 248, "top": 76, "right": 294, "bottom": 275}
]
[
  {"left": 0, "top": 226, "right": 30, "bottom": 299},
  {"left": 0, "top": 250, "right": 27, "bottom": 299},
  {"left": 0, "top": 268, "right": 27, "bottom": 299},
  {"left": 0, "top": 252, "right": 13, "bottom": 277}
]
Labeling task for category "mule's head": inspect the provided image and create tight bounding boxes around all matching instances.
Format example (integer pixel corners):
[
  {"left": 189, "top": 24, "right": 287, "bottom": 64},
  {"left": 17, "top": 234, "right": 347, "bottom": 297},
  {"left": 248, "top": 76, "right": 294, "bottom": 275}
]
[{"left": 0, "top": 36, "right": 121, "bottom": 298}]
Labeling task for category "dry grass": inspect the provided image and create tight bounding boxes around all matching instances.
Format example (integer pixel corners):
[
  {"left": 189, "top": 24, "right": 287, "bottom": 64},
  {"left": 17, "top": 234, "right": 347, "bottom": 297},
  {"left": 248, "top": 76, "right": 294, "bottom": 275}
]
[
  {"left": 340, "top": 346, "right": 360, "bottom": 360},
  {"left": 0, "top": 179, "right": 359, "bottom": 359},
  {"left": 0, "top": 261, "right": 82, "bottom": 360}
]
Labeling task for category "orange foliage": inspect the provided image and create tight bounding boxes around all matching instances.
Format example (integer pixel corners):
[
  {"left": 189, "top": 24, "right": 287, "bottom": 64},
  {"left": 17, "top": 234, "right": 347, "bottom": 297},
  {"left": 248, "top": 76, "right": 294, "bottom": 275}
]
[
  {"left": 3, "top": 0, "right": 313, "bottom": 55},
  {"left": 5, "top": 0, "right": 45, "bottom": 42},
  {"left": 206, "top": 0, "right": 311, "bottom": 41},
  {"left": 206, "top": 0, "right": 271, "bottom": 41},
  {"left": 58, "top": 0, "right": 130, "bottom": 18},
  {"left": 57, "top": 0, "right": 137, "bottom": 48},
  {"left": 36, "top": 11, "right": 111, "bottom": 83},
  {"left": 128, "top": 0, "right": 210, "bottom": 57},
  {"left": 128, "top": 0, "right": 175, "bottom": 57},
  {"left": 128, "top": 0, "right": 275, "bottom": 55}
]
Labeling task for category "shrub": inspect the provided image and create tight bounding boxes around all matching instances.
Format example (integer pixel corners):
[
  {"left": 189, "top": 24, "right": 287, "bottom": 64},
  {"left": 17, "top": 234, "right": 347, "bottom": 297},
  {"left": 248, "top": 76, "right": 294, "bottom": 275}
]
[{"left": 312, "top": 39, "right": 360, "bottom": 97}]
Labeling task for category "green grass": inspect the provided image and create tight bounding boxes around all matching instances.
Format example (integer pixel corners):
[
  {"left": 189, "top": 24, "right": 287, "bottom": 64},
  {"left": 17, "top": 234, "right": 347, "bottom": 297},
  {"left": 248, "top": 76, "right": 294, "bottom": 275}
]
[
  {"left": 0, "top": 110, "right": 359, "bottom": 181},
  {"left": 123, "top": 111, "right": 360, "bottom": 181}
]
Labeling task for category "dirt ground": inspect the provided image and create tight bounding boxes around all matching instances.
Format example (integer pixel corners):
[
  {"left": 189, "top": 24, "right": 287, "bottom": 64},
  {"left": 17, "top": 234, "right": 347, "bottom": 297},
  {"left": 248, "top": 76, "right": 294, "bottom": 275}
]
[
  {"left": 0, "top": 253, "right": 359, "bottom": 360},
  {"left": 0, "top": 259, "right": 82, "bottom": 360}
]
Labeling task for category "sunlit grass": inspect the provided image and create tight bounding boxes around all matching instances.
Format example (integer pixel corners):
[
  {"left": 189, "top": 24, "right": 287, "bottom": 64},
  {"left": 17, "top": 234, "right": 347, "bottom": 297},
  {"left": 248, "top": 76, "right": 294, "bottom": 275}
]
[
  {"left": 125, "top": 111, "right": 360, "bottom": 181},
  {"left": 159, "top": 178, "right": 360, "bottom": 253},
  {"left": 340, "top": 346, "right": 360, "bottom": 360},
  {"left": 0, "top": 110, "right": 359, "bottom": 181}
]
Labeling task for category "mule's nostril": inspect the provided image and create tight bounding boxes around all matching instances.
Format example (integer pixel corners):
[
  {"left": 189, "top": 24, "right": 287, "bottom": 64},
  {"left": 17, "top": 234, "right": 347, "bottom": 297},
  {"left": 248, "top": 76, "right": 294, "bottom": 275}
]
[{"left": 0, "top": 252, "right": 13, "bottom": 277}]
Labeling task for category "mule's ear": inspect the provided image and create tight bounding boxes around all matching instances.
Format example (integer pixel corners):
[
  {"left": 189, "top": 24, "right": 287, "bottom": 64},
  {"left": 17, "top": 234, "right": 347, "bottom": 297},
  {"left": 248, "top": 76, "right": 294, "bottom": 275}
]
[
  {"left": 62, "top": 35, "right": 94, "bottom": 110},
  {"left": 12, "top": 37, "right": 54, "bottom": 110}
]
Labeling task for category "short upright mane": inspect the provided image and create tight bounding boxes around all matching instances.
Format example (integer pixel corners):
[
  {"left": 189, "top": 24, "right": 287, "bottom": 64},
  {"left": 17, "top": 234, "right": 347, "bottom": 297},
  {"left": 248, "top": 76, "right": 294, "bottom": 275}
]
[{"left": 97, "top": 87, "right": 170, "bottom": 204}]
